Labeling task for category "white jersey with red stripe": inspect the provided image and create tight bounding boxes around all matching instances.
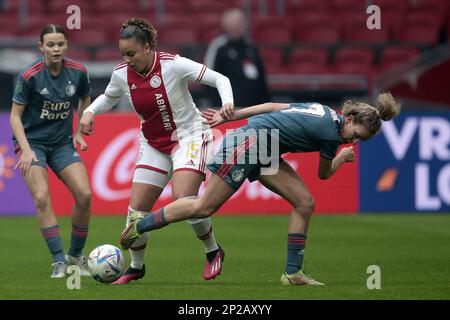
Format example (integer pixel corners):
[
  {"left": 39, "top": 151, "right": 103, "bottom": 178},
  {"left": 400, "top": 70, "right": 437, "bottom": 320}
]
[{"left": 105, "top": 51, "right": 226, "bottom": 155}]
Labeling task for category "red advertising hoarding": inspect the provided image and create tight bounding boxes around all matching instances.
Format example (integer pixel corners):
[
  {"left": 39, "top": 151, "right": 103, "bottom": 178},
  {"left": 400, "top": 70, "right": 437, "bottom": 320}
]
[{"left": 49, "top": 114, "right": 358, "bottom": 216}]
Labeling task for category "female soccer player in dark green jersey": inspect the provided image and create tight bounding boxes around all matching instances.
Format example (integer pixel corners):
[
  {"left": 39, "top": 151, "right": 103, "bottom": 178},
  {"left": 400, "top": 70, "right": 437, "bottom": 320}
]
[
  {"left": 10, "top": 24, "right": 92, "bottom": 279},
  {"left": 120, "top": 92, "right": 401, "bottom": 285}
]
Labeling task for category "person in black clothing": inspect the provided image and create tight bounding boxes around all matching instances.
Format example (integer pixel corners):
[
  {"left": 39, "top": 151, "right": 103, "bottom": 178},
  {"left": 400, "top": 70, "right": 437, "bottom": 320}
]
[{"left": 204, "top": 8, "right": 270, "bottom": 107}]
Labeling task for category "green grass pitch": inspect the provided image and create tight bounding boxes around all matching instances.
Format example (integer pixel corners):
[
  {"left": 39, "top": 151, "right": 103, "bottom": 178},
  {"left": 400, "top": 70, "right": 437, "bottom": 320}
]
[{"left": 1, "top": 214, "right": 449, "bottom": 300}]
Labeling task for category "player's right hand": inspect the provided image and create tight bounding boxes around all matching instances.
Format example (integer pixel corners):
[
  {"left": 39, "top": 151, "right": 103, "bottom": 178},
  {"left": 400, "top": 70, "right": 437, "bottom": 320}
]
[
  {"left": 15, "top": 149, "right": 38, "bottom": 177},
  {"left": 219, "top": 102, "right": 234, "bottom": 120},
  {"left": 80, "top": 112, "right": 95, "bottom": 135},
  {"left": 201, "top": 108, "right": 226, "bottom": 128},
  {"left": 339, "top": 146, "right": 355, "bottom": 162}
]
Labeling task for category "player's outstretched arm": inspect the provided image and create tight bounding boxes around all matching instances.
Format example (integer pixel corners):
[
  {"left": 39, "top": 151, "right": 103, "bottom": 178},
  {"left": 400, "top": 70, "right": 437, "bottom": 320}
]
[
  {"left": 201, "top": 102, "right": 289, "bottom": 127},
  {"left": 79, "top": 93, "right": 120, "bottom": 135},
  {"left": 74, "top": 96, "right": 91, "bottom": 149}
]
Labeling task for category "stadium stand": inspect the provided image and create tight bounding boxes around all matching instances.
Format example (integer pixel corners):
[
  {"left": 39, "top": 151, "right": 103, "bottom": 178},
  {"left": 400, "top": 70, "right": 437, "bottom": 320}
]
[
  {"left": 378, "top": 45, "right": 421, "bottom": 72},
  {"left": 287, "top": 48, "right": 329, "bottom": 74},
  {"left": 0, "top": 0, "right": 449, "bottom": 108}
]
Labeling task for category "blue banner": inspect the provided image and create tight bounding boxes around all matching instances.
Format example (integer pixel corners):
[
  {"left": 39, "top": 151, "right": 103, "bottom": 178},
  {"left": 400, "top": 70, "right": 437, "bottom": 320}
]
[{"left": 360, "top": 111, "right": 450, "bottom": 212}]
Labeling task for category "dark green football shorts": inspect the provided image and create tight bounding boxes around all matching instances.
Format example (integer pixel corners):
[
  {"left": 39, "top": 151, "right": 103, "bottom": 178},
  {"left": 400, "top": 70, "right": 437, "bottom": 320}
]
[
  {"left": 207, "top": 127, "right": 264, "bottom": 191},
  {"left": 15, "top": 141, "right": 82, "bottom": 175}
]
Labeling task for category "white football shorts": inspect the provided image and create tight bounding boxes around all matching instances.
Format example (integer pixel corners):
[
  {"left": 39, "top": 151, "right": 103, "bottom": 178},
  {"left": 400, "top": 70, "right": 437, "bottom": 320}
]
[{"left": 133, "top": 132, "right": 214, "bottom": 188}]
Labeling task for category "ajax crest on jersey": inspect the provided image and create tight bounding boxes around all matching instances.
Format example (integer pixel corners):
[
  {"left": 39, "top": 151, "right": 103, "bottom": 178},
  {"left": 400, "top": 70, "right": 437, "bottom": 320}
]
[
  {"left": 87, "top": 244, "right": 126, "bottom": 283},
  {"left": 150, "top": 75, "right": 161, "bottom": 88}
]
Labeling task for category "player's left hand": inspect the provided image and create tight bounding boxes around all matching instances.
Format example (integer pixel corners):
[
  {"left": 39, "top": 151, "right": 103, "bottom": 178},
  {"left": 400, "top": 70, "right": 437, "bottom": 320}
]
[
  {"left": 80, "top": 111, "right": 95, "bottom": 135},
  {"left": 219, "top": 102, "right": 234, "bottom": 120},
  {"left": 201, "top": 108, "right": 226, "bottom": 128},
  {"left": 73, "top": 132, "right": 88, "bottom": 151}
]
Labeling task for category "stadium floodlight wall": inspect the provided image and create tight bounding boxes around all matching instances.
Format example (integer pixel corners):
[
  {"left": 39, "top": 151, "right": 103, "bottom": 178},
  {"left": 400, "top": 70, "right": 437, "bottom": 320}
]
[{"left": 0, "top": 111, "right": 449, "bottom": 215}]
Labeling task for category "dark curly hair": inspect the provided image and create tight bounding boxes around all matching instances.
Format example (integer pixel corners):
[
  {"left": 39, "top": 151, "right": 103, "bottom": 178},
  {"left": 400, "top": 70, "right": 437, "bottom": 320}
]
[{"left": 120, "top": 18, "right": 157, "bottom": 50}]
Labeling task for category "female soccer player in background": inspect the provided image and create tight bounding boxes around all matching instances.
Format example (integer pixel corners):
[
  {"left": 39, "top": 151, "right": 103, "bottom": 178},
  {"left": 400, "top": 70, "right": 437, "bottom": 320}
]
[
  {"left": 80, "top": 18, "right": 234, "bottom": 284},
  {"left": 10, "top": 24, "right": 92, "bottom": 278},
  {"left": 120, "top": 92, "right": 401, "bottom": 285}
]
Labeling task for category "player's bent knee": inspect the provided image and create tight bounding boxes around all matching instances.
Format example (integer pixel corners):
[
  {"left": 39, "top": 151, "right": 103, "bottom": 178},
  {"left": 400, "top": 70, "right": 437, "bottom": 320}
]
[
  {"left": 75, "top": 190, "right": 92, "bottom": 209},
  {"left": 33, "top": 193, "right": 51, "bottom": 212},
  {"left": 196, "top": 202, "right": 218, "bottom": 219},
  {"left": 303, "top": 196, "right": 316, "bottom": 215},
  {"left": 293, "top": 195, "right": 315, "bottom": 215}
]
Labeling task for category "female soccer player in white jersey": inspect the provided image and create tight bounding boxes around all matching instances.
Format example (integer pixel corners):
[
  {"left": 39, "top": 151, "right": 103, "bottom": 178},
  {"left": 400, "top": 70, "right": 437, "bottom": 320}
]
[
  {"left": 120, "top": 93, "right": 401, "bottom": 285},
  {"left": 80, "top": 18, "right": 234, "bottom": 284}
]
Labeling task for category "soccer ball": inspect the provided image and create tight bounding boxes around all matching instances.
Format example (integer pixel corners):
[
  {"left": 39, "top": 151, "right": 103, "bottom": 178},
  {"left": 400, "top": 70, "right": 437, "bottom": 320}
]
[{"left": 87, "top": 244, "right": 126, "bottom": 283}]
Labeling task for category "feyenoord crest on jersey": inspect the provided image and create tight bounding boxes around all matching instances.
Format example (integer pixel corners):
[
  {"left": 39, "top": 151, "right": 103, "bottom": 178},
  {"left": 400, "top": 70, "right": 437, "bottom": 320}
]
[
  {"left": 150, "top": 75, "right": 161, "bottom": 88},
  {"left": 231, "top": 169, "right": 245, "bottom": 182},
  {"left": 66, "top": 82, "right": 77, "bottom": 96}
]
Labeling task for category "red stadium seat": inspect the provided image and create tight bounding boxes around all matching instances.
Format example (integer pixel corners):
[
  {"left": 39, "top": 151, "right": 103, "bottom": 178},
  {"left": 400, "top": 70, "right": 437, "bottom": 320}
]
[
  {"left": 380, "top": 10, "right": 404, "bottom": 38},
  {"left": 158, "top": 27, "right": 199, "bottom": 46},
  {"left": 343, "top": 15, "right": 389, "bottom": 45},
  {"left": 403, "top": 10, "right": 444, "bottom": 29},
  {"left": 0, "top": 0, "right": 19, "bottom": 13},
  {"left": 17, "top": 14, "right": 69, "bottom": 38},
  {"left": 23, "top": 14, "right": 67, "bottom": 32},
  {"left": 448, "top": 14, "right": 450, "bottom": 40},
  {"left": 1, "top": 0, "right": 48, "bottom": 14},
  {"left": 395, "top": 24, "right": 440, "bottom": 46},
  {"left": 192, "top": 12, "right": 222, "bottom": 38},
  {"left": 378, "top": 46, "right": 420, "bottom": 72},
  {"left": 95, "top": 48, "right": 122, "bottom": 62},
  {"left": 331, "top": 0, "right": 366, "bottom": 14},
  {"left": 198, "top": 27, "right": 223, "bottom": 44},
  {"left": 69, "top": 29, "right": 110, "bottom": 46},
  {"left": 253, "top": 25, "right": 292, "bottom": 46},
  {"left": 161, "top": 14, "right": 195, "bottom": 29},
  {"left": 337, "top": 9, "right": 393, "bottom": 44},
  {"left": 294, "top": 24, "right": 340, "bottom": 46},
  {"left": 0, "top": 14, "right": 20, "bottom": 33},
  {"left": 286, "top": 0, "right": 329, "bottom": 15},
  {"left": 293, "top": 12, "right": 337, "bottom": 25},
  {"left": 264, "top": 63, "right": 288, "bottom": 75},
  {"left": 0, "top": 28, "right": 20, "bottom": 38},
  {"left": 259, "top": 48, "right": 286, "bottom": 74},
  {"left": 164, "top": 0, "right": 187, "bottom": 14},
  {"left": 107, "top": 13, "right": 147, "bottom": 31},
  {"left": 193, "top": 12, "right": 222, "bottom": 28},
  {"left": 157, "top": 45, "right": 181, "bottom": 56},
  {"left": 333, "top": 63, "right": 375, "bottom": 76},
  {"left": 333, "top": 47, "right": 375, "bottom": 74},
  {"left": 18, "top": 28, "right": 41, "bottom": 39},
  {"left": 248, "top": 0, "right": 282, "bottom": 16},
  {"left": 27, "top": 0, "right": 48, "bottom": 14},
  {"left": 49, "top": 0, "right": 93, "bottom": 14},
  {"left": 371, "top": 0, "right": 409, "bottom": 13},
  {"left": 409, "top": 0, "right": 449, "bottom": 20},
  {"left": 187, "top": 0, "right": 229, "bottom": 14},
  {"left": 93, "top": 0, "right": 140, "bottom": 14},
  {"left": 292, "top": 14, "right": 340, "bottom": 45},
  {"left": 287, "top": 48, "right": 329, "bottom": 74},
  {"left": 66, "top": 49, "right": 91, "bottom": 61},
  {"left": 252, "top": 15, "right": 292, "bottom": 30}
]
